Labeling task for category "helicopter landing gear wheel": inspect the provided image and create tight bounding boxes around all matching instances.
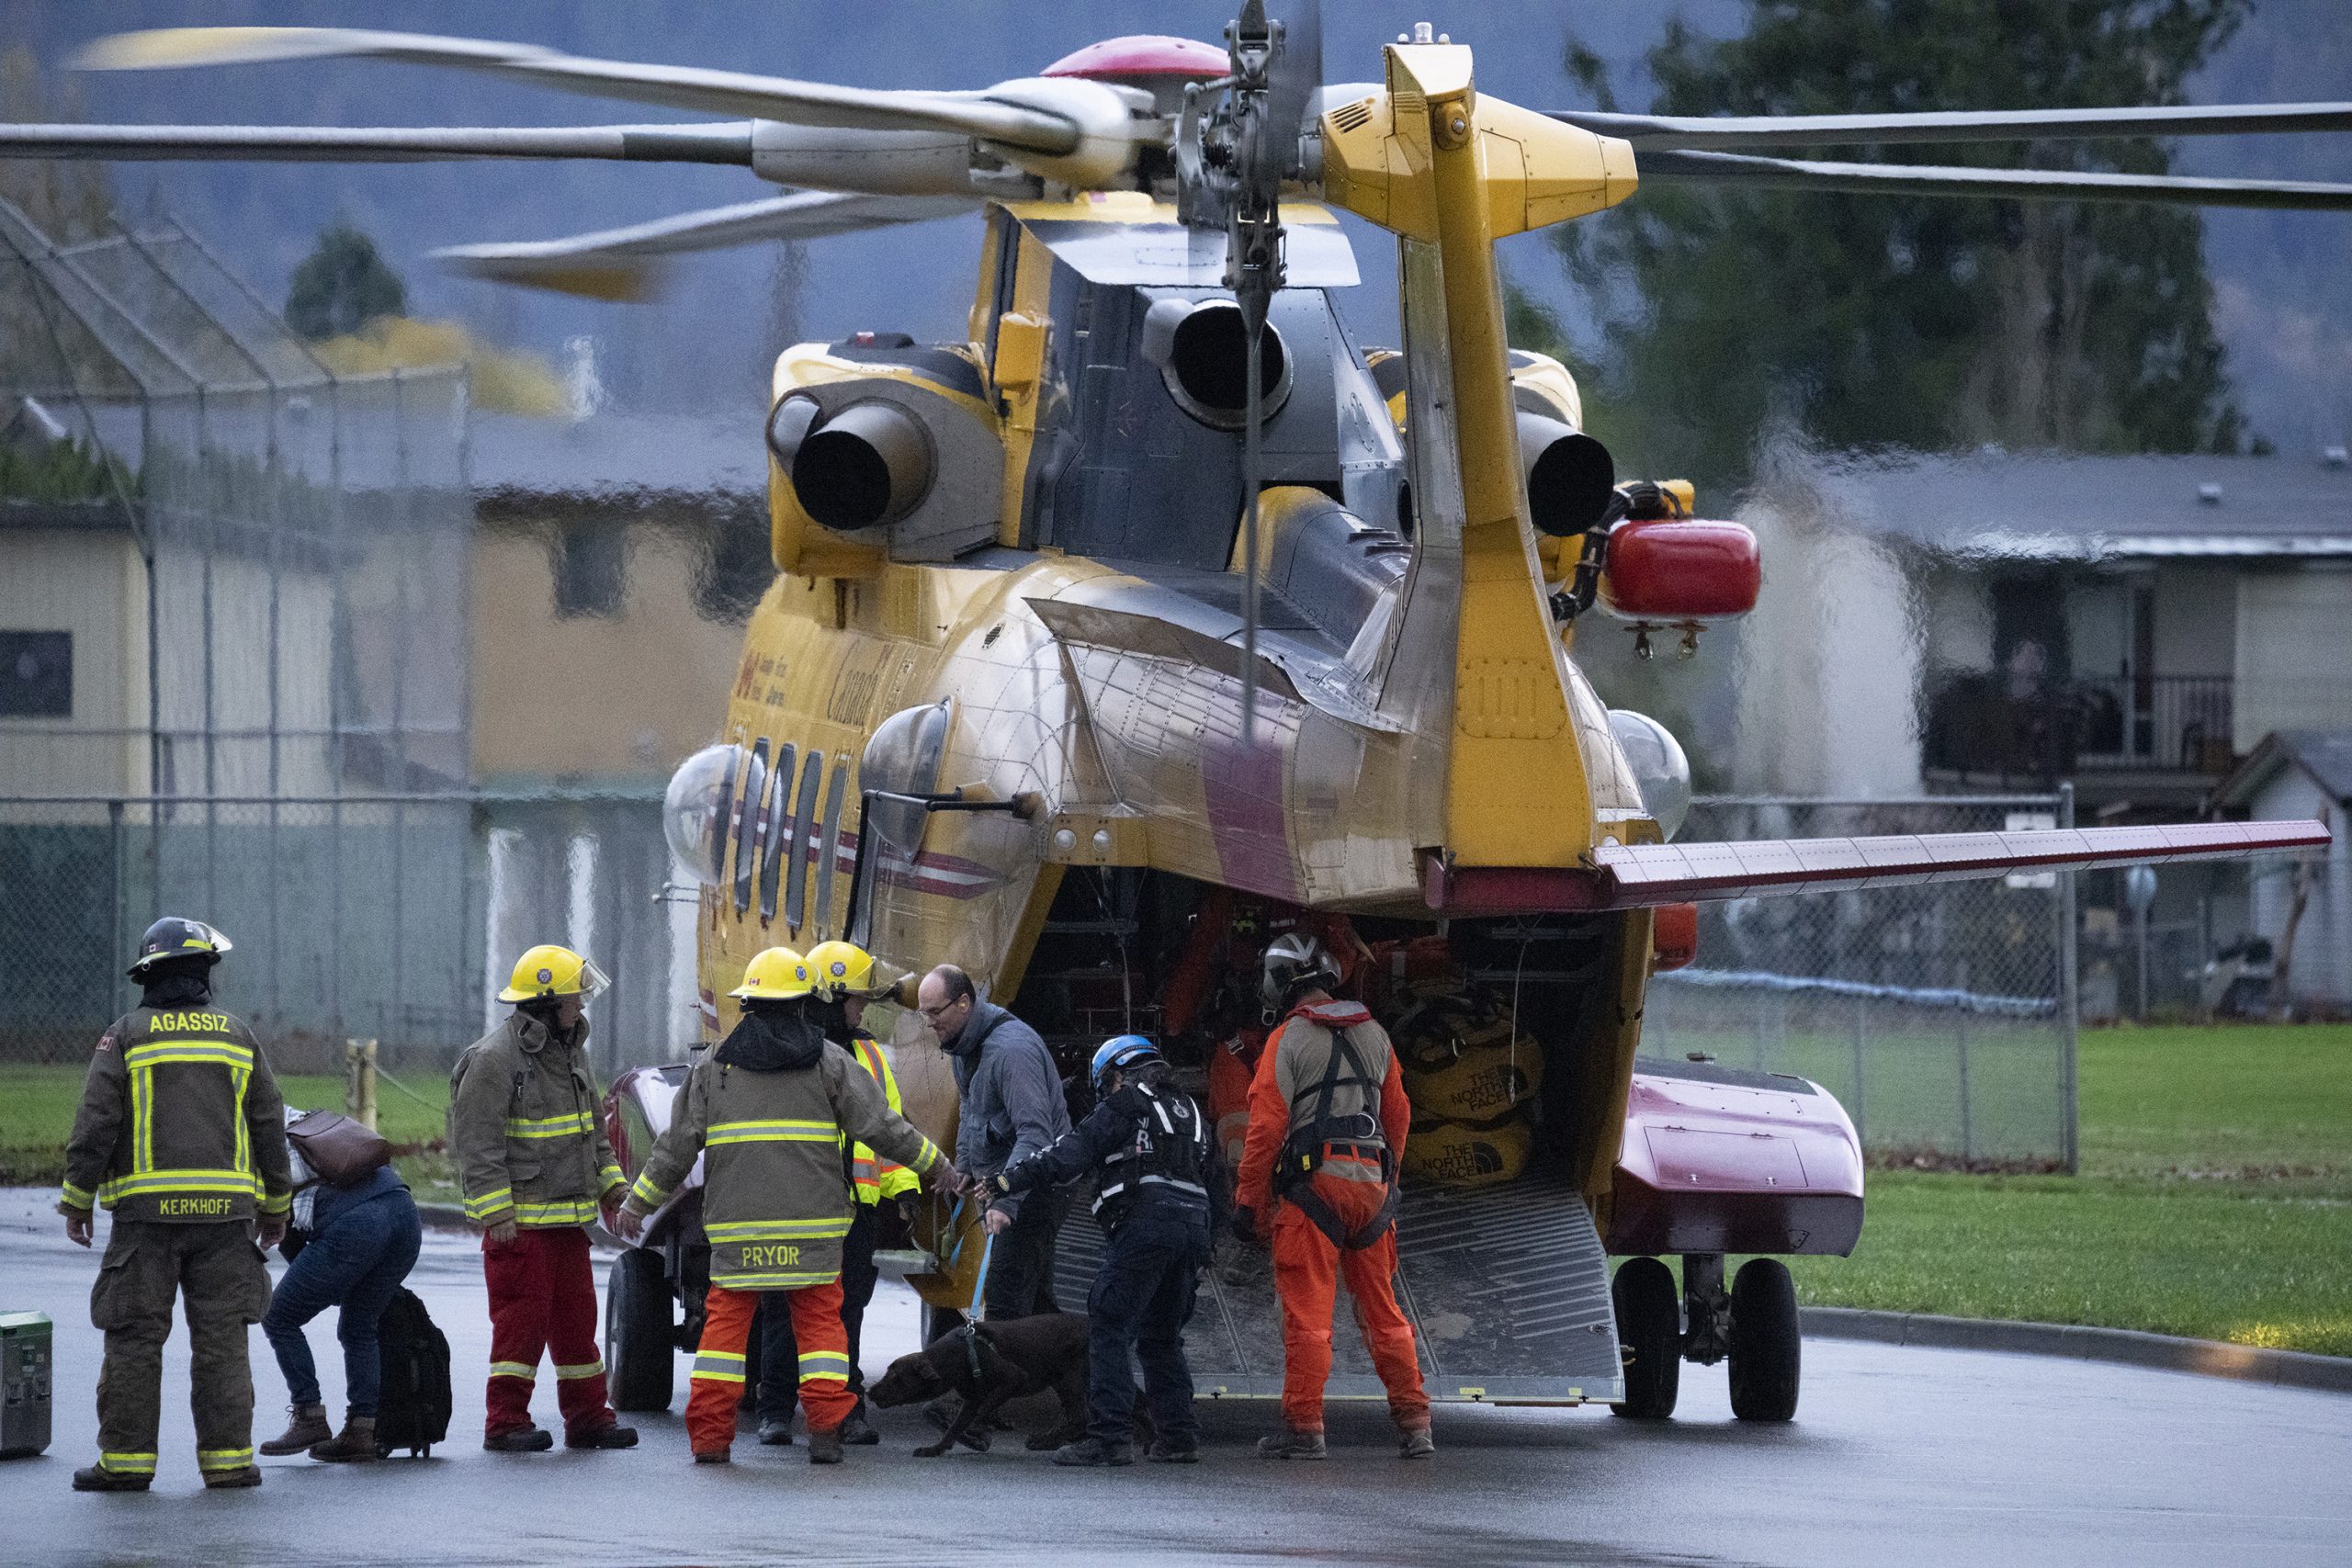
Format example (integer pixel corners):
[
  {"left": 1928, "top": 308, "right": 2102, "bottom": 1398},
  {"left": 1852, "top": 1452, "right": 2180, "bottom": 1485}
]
[
  {"left": 605, "top": 1247, "right": 675, "bottom": 1414},
  {"left": 1727, "top": 1258, "right": 1801, "bottom": 1422},
  {"left": 1610, "top": 1257, "right": 1682, "bottom": 1419}
]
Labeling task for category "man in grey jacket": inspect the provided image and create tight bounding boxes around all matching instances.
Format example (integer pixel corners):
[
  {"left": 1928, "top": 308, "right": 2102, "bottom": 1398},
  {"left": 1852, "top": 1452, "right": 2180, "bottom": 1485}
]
[{"left": 918, "top": 964, "right": 1072, "bottom": 1319}]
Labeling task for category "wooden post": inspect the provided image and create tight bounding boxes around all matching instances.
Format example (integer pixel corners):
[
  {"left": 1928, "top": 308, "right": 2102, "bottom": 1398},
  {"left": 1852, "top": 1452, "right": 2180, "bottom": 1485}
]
[{"left": 345, "top": 1038, "right": 379, "bottom": 1132}]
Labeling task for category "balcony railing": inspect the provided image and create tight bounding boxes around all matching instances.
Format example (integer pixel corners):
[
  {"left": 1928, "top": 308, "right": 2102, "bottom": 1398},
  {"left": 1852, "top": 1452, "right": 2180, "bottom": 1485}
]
[{"left": 1922, "top": 674, "right": 2235, "bottom": 782}]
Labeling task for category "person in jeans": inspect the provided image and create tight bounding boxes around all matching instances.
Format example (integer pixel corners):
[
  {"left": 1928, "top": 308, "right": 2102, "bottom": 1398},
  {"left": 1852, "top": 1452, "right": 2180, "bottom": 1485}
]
[{"left": 259, "top": 1120, "right": 423, "bottom": 1463}]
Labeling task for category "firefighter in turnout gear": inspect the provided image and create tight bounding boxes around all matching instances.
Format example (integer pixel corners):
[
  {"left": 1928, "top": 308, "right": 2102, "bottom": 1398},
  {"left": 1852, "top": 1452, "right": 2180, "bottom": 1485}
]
[
  {"left": 448, "top": 944, "right": 636, "bottom": 1452},
  {"left": 1236, "top": 933, "right": 1432, "bottom": 1460},
  {"left": 995, "top": 1035, "right": 1221, "bottom": 1467},
  {"left": 61, "top": 917, "right": 293, "bottom": 1492},
  {"left": 614, "top": 947, "right": 958, "bottom": 1466},
  {"left": 753, "top": 940, "right": 913, "bottom": 1448}
]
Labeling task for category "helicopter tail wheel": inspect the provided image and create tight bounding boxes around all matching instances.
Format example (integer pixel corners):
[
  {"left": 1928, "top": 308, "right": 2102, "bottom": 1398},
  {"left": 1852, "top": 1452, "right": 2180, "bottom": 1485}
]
[
  {"left": 1727, "top": 1258, "right": 1802, "bottom": 1422},
  {"left": 1609, "top": 1256, "right": 1681, "bottom": 1419}
]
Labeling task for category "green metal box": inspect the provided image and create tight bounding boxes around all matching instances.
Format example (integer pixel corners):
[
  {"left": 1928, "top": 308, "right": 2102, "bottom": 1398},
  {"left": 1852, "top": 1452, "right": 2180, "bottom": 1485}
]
[{"left": 1, "top": 1311, "right": 52, "bottom": 1459}]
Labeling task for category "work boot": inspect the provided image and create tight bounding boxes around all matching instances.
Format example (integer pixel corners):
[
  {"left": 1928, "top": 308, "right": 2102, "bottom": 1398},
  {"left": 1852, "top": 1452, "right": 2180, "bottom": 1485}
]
[
  {"left": 1398, "top": 1426, "right": 1436, "bottom": 1460},
  {"left": 693, "top": 1448, "right": 731, "bottom": 1465},
  {"left": 309, "top": 1414, "right": 379, "bottom": 1463},
  {"left": 202, "top": 1465, "right": 264, "bottom": 1489},
  {"left": 1146, "top": 1437, "right": 1200, "bottom": 1464},
  {"left": 756, "top": 1418, "right": 796, "bottom": 1446},
  {"left": 839, "top": 1401, "right": 880, "bottom": 1446},
  {"left": 565, "top": 1423, "right": 639, "bottom": 1450},
  {"left": 1256, "top": 1427, "right": 1327, "bottom": 1460},
  {"left": 806, "top": 1425, "right": 844, "bottom": 1465},
  {"left": 1052, "top": 1436, "right": 1135, "bottom": 1467},
  {"left": 483, "top": 1426, "right": 555, "bottom": 1452},
  {"left": 259, "top": 1403, "right": 331, "bottom": 1456},
  {"left": 71, "top": 1464, "right": 150, "bottom": 1493}
]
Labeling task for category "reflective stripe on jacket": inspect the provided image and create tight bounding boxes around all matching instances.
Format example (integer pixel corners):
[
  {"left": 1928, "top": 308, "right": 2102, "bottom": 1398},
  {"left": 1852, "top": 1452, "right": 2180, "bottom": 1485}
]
[
  {"left": 62, "top": 1008, "right": 293, "bottom": 1224},
  {"left": 621, "top": 1040, "right": 942, "bottom": 1290},
  {"left": 447, "top": 1011, "right": 624, "bottom": 1230},
  {"left": 845, "top": 1033, "right": 917, "bottom": 1205}
]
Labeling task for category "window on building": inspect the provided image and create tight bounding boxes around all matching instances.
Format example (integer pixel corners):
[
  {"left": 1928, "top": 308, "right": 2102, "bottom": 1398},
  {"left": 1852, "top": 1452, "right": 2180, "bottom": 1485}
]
[
  {"left": 0, "top": 631, "right": 71, "bottom": 716},
  {"left": 552, "top": 522, "right": 628, "bottom": 617}
]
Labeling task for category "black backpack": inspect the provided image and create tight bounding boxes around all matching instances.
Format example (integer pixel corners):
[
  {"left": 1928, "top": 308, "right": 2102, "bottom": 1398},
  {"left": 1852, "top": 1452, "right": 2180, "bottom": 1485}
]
[{"left": 371, "top": 1287, "right": 453, "bottom": 1458}]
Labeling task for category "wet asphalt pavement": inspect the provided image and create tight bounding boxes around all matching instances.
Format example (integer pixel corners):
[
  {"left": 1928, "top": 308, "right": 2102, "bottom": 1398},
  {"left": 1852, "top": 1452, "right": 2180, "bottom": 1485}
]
[{"left": 3, "top": 1189, "right": 2347, "bottom": 1568}]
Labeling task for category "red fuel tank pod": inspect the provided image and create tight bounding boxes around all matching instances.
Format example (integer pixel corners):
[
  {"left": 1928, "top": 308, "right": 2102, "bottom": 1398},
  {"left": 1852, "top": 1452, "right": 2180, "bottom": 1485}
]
[
  {"left": 1598, "top": 520, "right": 1761, "bottom": 623},
  {"left": 1652, "top": 902, "right": 1700, "bottom": 972}
]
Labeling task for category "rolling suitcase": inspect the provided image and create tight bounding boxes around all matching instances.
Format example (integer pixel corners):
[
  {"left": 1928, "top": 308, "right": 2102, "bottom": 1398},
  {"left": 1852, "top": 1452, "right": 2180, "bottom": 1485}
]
[{"left": 371, "top": 1288, "right": 452, "bottom": 1458}]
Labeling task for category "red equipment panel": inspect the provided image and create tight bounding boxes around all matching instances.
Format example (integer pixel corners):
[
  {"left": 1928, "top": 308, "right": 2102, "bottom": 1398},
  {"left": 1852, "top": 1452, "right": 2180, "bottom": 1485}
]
[
  {"left": 1605, "top": 1058, "right": 1865, "bottom": 1258},
  {"left": 1599, "top": 519, "right": 1760, "bottom": 622}
]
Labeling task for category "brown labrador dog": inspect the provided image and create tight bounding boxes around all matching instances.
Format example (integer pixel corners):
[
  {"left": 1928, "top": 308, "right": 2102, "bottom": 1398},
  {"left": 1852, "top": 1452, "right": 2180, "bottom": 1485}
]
[{"left": 867, "top": 1313, "right": 1092, "bottom": 1458}]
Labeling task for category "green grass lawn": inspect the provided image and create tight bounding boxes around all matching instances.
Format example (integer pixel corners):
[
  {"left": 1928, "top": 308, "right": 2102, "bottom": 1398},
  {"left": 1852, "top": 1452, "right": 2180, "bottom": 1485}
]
[
  {"left": 1780, "top": 1023, "right": 2352, "bottom": 1355},
  {"left": 0, "top": 1063, "right": 454, "bottom": 1201}
]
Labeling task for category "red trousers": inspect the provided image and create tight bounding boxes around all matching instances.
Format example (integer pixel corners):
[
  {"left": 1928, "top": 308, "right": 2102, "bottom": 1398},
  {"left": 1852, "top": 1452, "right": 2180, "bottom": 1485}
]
[
  {"left": 687, "top": 1279, "right": 854, "bottom": 1455},
  {"left": 1272, "top": 1176, "right": 1430, "bottom": 1432},
  {"left": 482, "top": 1225, "right": 616, "bottom": 1438}
]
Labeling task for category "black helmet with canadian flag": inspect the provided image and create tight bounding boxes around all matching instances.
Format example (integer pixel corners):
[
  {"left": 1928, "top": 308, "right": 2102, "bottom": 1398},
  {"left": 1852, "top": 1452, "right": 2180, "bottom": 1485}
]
[{"left": 127, "top": 916, "right": 232, "bottom": 979}]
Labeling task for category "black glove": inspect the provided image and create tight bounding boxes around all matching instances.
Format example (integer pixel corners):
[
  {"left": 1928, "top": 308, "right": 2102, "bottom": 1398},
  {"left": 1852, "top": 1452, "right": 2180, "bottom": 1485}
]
[{"left": 1230, "top": 1205, "right": 1258, "bottom": 1246}]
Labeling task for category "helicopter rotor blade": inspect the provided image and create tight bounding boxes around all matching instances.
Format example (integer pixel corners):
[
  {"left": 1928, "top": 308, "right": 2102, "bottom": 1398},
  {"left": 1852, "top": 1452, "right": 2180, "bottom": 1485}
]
[
  {"left": 1639, "top": 148, "right": 2352, "bottom": 210},
  {"left": 75, "top": 27, "right": 1083, "bottom": 154},
  {"left": 0, "top": 120, "right": 754, "bottom": 165},
  {"left": 1553, "top": 101, "right": 2352, "bottom": 152},
  {"left": 1265, "top": 0, "right": 1322, "bottom": 179},
  {"left": 434, "top": 190, "right": 979, "bottom": 299}
]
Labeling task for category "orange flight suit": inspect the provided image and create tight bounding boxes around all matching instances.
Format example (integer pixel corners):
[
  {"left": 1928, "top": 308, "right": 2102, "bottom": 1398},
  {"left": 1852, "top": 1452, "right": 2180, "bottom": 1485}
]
[{"left": 1237, "top": 998, "right": 1429, "bottom": 1434}]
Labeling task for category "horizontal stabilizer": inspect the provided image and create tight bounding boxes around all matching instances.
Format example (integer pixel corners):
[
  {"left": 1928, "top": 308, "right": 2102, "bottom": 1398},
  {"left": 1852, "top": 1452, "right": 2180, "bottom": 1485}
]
[{"left": 1427, "top": 819, "right": 2331, "bottom": 913}]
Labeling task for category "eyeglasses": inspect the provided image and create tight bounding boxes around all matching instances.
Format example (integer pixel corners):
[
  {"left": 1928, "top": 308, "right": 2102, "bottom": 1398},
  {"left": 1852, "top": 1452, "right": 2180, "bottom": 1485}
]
[{"left": 918, "top": 999, "right": 962, "bottom": 1022}]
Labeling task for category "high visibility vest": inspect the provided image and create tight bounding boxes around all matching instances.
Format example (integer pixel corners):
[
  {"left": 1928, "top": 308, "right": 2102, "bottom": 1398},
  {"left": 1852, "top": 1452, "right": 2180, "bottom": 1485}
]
[{"left": 844, "top": 1033, "right": 917, "bottom": 1205}]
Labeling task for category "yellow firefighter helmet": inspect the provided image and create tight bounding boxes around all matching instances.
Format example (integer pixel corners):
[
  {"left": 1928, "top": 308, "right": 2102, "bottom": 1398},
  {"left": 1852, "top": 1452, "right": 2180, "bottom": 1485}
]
[
  {"left": 497, "top": 944, "right": 610, "bottom": 1004},
  {"left": 730, "top": 946, "right": 814, "bottom": 1001},
  {"left": 803, "top": 940, "right": 890, "bottom": 1000}
]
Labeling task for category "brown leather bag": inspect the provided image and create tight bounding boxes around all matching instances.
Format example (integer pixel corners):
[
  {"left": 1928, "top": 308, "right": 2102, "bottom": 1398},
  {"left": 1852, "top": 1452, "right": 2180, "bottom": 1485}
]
[{"left": 286, "top": 1110, "right": 393, "bottom": 1187}]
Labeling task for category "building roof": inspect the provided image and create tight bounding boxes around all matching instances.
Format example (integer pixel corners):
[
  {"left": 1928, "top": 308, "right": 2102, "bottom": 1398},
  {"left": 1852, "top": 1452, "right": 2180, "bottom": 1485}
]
[
  {"left": 2212, "top": 729, "right": 2352, "bottom": 812},
  {"left": 469, "top": 412, "right": 769, "bottom": 505},
  {"left": 1810, "top": 449, "right": 2352, "bottom": 561}
]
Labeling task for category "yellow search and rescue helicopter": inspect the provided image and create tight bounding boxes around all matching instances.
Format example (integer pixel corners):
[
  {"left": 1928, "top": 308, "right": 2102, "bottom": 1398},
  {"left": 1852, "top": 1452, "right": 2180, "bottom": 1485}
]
[{"left": 22, "top": 6, "right": 2339, "bottom": 1423}]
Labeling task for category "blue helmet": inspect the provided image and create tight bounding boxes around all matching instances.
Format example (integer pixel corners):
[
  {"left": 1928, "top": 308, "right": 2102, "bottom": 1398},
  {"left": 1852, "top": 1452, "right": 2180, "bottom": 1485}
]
[{"left": 1089, "top": 1034, "right": 1161, "bottom": 1093}]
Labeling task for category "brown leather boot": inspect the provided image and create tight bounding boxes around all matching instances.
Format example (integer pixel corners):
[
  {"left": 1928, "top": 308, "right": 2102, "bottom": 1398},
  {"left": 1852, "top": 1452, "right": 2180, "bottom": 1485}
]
[
  {"left": 309, "top": 1414, "right": 379, "bottom": 1463},
  {"left": 259, "top": 1404, "right": 331, "bottom": 1456}
]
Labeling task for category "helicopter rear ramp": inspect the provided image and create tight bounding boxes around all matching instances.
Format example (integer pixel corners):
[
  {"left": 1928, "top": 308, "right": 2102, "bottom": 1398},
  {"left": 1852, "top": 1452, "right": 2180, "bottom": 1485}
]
[{"left": 1050, "top": 1173, "right": 1627, "bottom": 1405}]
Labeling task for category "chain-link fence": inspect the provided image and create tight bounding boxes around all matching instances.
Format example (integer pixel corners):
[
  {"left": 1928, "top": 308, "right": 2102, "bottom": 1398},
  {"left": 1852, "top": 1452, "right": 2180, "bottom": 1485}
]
[
  {"left": 1643, "top": 792, "right": 2078, "bottom": 1170},
  {"left": 0, "top": 793, "right": 684, "bottom": 1079}
]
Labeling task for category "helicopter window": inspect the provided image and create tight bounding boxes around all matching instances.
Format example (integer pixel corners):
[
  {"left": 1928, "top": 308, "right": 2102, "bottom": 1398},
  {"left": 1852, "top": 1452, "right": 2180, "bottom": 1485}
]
[
  {"left": 813, "top": 754, "right": 851, "bottom": 939},
  {"left": 758, "top": 740, "right": 796, "bottom": 924},
  {"left": 785, "top": 750, "right": 824, "bottom": 934},
  {"left": 730, "top": 737, "right": 768, "bottom": 916}
]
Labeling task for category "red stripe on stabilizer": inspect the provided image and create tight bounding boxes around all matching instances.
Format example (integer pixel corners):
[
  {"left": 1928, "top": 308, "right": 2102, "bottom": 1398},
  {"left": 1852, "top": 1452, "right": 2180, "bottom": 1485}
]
[{"left": 1423, "top": 819, "right": 2331, "bottom": 914}]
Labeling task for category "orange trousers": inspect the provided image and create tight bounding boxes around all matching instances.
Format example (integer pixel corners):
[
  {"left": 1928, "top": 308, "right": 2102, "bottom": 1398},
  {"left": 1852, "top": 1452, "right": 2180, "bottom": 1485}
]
[
  {"left": 1272, "top": 1176, "right": 1429, "bottom": 1433},
  {"left": 685, "top": 1279, "right": 854, "bottom": 1454}
]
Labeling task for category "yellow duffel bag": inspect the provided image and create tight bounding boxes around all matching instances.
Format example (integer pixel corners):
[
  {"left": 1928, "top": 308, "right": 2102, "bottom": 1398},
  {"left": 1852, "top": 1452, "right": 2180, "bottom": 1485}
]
[
  {"left": 1404, "top": 1035, "right": 1544, "bottom": 1123},
  {"left": 1400, "top": 1110, "right": 1532, "bottom": 1189}
]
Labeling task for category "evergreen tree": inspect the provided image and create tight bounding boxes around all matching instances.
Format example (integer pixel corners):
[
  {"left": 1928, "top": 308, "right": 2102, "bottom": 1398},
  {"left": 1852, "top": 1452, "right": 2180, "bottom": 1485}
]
[
  {"left": 1548, "top": 0, "right": 2250, "bottom": 489},
  {"left": 285, "top": 221, "right": 407, "bottom": 340}
]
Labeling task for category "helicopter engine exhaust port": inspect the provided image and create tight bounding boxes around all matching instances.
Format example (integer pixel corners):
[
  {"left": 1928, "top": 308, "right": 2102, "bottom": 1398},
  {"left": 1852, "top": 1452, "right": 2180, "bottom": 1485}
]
[
  {"left": 1140, "top": 297, "right": 1293, "bottom": 430},
  {"left": 1516, "top": 412, "right": 1618, "bottom": 538},
  {"left": 790, "top": 400, "right": 937, "bottom": 531}
]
